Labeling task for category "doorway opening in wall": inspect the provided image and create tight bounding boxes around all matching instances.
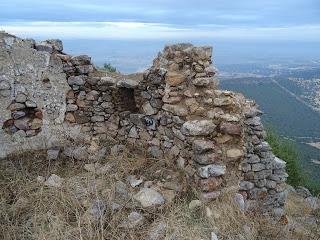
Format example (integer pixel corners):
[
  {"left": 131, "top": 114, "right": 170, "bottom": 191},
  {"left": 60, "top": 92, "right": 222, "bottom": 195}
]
[{"left": 117, "top": 87, "right": 138, "bottom": 113}]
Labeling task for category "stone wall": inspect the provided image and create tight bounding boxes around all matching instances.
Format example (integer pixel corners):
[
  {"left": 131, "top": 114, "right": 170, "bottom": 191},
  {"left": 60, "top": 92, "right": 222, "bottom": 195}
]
[{"left": 0, "top": 33, "right": 287, "bottom": 217}]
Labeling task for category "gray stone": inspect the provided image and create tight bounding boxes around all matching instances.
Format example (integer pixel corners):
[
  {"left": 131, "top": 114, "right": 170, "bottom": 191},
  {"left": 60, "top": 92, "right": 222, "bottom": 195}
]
[
  {"left": 148, "top": 146, "right": 163, "bottom": 159},
  {"left": 47, "top": 148, "right": 60, "bottom": 160},
  {"left": 181, "top": 120, "right": 216, "bottom": 136},
  {"left": 25, "top": 100, "right": 37, "bottom": 108},
  {"left": 192, "top": 139, "right": 215, "bottom": 154},
  {"left": 0, "top": 89, "right": 11, "bottom": 97},
  {"left": 239, "top": 181, "right": 255, "bottom": 191},
  {"left": 240, "top": 162, "right": 251, "bottom": 172},
  {"left": 91, "top": 115, "right": 104, "bottom": 122},
  {"left": 35, "top": 42, "right": 53, "bottom": 53},
  {"left": 234, "top": 193, "right": 245, "bottom": 212},
  {"left": 194, "top": 153, "right": 220, "bottom": 165},
  {"left": 70, "top": 55, "right": 91, "bottom": 65},
  {"left": 128, "top": 126, "right": 139, "bottom": 138},
  {"left": 150, "top": 98, "right": 163, "bottom": 109},
  {"left": 273, "top": 157, "right": 286, "bottom": 169},
  {"left": 86, "top": 90, "right": 99, "bottom": 100},
  {"left": 188, "top": 199, "right": 202, "bottom": 210},
  {"left": 66, "top": 104, "right": 78, "bottom": 112},
  {"left": 143, "top": 102, "right": 157, "bottom": 115},
  {"left": 45, "top": 39, "right": 63, "bottom": 51},
  {"left": 246, "top": 154, "right": 260, "bottom": 163},
  {"left": 133, "top": 188, "right": 165, "bottom": 207},
  {"left": 13, "top": 129, "right": 26, "bottom": 138},
  {"left": 101, "top": 102, "right": 114, "bottom": 109},
  {"left": 254, "top": 142, "right": 272, "bottom": 152},
  {"left": 12, "top": 111, "right": 26, "bottom": 119},
  {"left": 45, "top": 174, "right": 64, "bottom": 188},
  {"left": 14, "top": 118, "right": 29, "bottom": 130},
  {"left": 146, "top": 221, "right": 167, "bottom": 240},
  {"left": 115, "top": 181, "right": 130, "bottom": 201},
  {"left": 76, "top": 65, "right": 94, "bottom": 74},
  {"left": 198, "top": 164, "right": 226, "bottom": 178},
  {"left": 123, "top": 211, "right": 145, "bottom": 228},
  {"left": 248, "top": 187, "right": 267, "bottom": 200},
  {"left": 192, "top": 77, "right": 213, "bottom": 86},
  {"left": 251, "top": 163, "right": 265, "bottom": 172},
  {"left": 162, "top": 104, "right": 188, "bottom": 116},
  {"left": 68, "top": 75, "right": 86, "bottom": 85},
  {"left": 99, "top": 76, "right": 117, "bottom": 86},
  {"left": 211, "top": 232, "right": 219, "bottom": 240},
  {"left": 127, "top": 175, "right": 143, "bottom": 188},
  {"left": 84, "top": 163, "right": 111, "bottom": 175},
  {"left": 8, "top": 103, "right": 25, "bottom": 111},
  {"left": 0, "top": 80, "right": 10, "bottom": 90},
  {"left": 245, "top": 108, "right": 263, "bottom": 118},
  {"left": 245, "top": 117, "right": 262, "bottom": 126},
  {"left": 116, "top": 79, "right": 138, "bottom": 88},
  {"left": 172, "top": 116, "right": 185, "bottom": 125},
  {"left": 172, "top": 127, "right": 185, "bottom": 141},
  {"left": 15, "top": 93, "right": 27, "bottom": 103},
  {"left": 265, "top": 180, "right": 277, "bottom": 189}
]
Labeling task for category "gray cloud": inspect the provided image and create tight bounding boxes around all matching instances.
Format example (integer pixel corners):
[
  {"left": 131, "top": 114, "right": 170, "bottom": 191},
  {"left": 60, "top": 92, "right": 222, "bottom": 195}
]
[{"left": 1, "top": 0, "right": 320, "bottom": 41}]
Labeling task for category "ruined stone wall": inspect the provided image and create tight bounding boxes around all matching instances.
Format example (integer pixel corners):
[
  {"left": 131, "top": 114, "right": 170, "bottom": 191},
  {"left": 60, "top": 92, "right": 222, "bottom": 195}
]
[{"left": 0, "top": 33, "right": 287, "bottom": 217}]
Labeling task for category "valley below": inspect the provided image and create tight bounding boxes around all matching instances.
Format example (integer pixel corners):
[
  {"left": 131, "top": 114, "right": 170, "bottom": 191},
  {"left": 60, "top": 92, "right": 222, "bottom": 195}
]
[{"left": 219, "top": 62, "right": 320, "bottom": 181}]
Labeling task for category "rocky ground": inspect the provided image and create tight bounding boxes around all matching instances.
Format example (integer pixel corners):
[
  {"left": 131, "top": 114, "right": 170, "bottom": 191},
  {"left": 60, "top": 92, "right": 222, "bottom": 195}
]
[{"left": 0, "top": 144, "right": 319, "bottom": 240}]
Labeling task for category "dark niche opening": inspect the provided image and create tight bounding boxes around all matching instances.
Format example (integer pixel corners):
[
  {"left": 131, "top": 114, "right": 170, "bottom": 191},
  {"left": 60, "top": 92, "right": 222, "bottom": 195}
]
[{"left": 117, "top": 87, "right": 138, "bottom": 113}]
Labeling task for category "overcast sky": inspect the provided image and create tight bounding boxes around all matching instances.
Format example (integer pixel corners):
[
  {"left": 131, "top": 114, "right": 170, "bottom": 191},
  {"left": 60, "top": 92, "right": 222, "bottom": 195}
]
[{"left": 1, "top": 0, "right": 320, "bottom": 41}]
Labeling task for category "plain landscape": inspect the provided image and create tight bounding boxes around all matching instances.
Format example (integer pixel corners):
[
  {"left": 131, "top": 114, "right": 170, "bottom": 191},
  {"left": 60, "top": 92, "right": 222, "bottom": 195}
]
[{"left": 1, "top": 0, "right": 320, "bottom": 239}]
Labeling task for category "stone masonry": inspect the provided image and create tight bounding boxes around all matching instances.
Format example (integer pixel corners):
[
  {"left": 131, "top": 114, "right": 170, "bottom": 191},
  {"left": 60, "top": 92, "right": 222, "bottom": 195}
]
[{"left": 0, "top": 33, "right": 287, "bottom": 217}]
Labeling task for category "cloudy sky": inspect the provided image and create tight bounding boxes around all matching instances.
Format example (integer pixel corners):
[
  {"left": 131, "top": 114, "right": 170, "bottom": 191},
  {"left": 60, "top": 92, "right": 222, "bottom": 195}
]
[{"left": 1, "top": 0, "right": 320, "bottom": 41}]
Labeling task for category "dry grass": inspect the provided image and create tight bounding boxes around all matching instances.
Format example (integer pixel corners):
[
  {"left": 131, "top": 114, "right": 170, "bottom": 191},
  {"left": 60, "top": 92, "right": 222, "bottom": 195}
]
[{"left": 0, "top": 148, "right": 319, "bottom": 240}]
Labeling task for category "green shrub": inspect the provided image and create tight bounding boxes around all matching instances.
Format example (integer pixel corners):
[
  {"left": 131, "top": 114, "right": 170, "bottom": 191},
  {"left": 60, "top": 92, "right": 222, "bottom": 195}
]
[
  {"left": 267, "top": 128, "right": 320, "bottom": 195},
  {"left": 266, "top": 129, "right": 302, "bottom": 186},
  {"left": 102, "top": 63, "right": 117, "bottom": 73}
]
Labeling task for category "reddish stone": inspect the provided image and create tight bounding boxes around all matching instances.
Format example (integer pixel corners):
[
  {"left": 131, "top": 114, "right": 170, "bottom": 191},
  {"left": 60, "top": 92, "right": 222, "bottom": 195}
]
[
  {"left": 14, "top": 118, "right": 30, "bottom": 130},
  {"left": 76, "top": 99, "right": 87, "bottom": 108},
  {"left": 30, "top": 118, "right": 43, "bottom": 130},
  {"left": 220, "top": 122, "right": 242, "bottom": 136},
  {"left": 74, "top": 112, "right": 90, "bottom": 124},
  {"left": 66, "top": 90, "right": 75, "bottom": 99},
  {"left": 35, "top": 111, "right": 43, "bottom": 119},
  {"left": 201, "top": 191, "right": 221, "bottom": 201},
  {"left": 199, "top": 177, "right": 223, "bottom": 192},
  {"left": 239, "top": 190, "right": 248, "bottom": 200},
  {"left": 65, "top": 112, "right": 75, "bottom": 123},
  {"left": 3, "top": 119, "right": 14, "bottom": 128}
]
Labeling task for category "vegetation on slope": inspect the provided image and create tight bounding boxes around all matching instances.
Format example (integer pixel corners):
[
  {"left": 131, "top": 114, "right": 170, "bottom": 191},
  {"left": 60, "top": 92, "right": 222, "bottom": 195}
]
[
  {"left": 101, "top": 63, "right": 117, "bottom": 73},
  {"left": 267, "top": 129, "right": 320, "bottom": 195}
]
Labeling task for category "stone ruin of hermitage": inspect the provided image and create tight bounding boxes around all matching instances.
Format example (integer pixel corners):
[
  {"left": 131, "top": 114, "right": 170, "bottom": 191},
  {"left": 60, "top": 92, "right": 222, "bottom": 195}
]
[{"left": 0, "top": 32, "right": 288, "bottom": 217}]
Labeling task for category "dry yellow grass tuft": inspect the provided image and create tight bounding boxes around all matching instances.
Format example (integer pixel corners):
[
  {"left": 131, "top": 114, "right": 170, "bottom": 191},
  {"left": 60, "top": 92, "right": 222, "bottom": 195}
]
[{"left": 0, "top": 148, "right": 319, "bottom": 240}]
